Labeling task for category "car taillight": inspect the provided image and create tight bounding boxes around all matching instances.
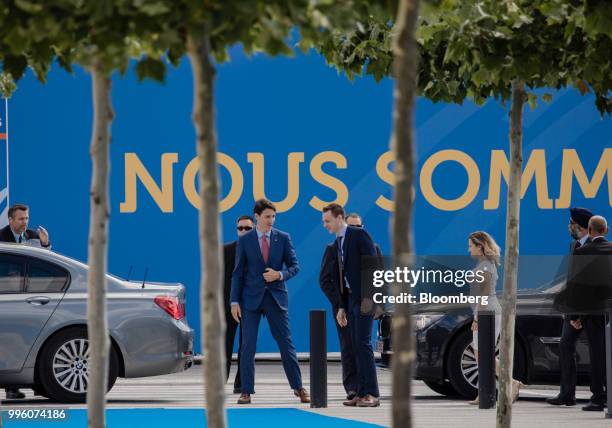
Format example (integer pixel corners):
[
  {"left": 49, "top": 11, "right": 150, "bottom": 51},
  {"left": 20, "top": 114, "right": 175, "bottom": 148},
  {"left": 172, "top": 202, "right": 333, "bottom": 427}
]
[{"left": 154, "top": 296, "right": 185, "bottom": 320}]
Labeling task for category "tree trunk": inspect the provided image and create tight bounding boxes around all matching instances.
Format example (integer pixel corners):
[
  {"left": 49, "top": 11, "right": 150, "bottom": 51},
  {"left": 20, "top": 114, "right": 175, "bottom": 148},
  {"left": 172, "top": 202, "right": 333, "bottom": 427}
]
[
  {"left": 390, "top": 1, "right": 421, "bottom": 428},
  {"left": 86, "top": 61, "right": 113, "bottom": 428},
  {"left": 187, "top": 26, "right": 227, "bottom": 428},
  {"left": 496, "top": 80, "right": 525, "bottom": 428}
]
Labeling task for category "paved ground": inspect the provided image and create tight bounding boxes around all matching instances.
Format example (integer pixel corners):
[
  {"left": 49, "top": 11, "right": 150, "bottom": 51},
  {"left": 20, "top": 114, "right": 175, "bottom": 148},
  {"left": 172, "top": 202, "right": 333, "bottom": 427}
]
[{"left": 2, "top": 363, "right": 610, "bottom": 427}]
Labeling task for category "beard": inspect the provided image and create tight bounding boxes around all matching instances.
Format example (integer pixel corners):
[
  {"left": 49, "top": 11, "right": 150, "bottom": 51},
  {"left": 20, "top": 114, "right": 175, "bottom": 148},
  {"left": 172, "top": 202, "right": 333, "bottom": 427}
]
[{"left": 569, "top": 227, "right": 580, "bottom": 240}]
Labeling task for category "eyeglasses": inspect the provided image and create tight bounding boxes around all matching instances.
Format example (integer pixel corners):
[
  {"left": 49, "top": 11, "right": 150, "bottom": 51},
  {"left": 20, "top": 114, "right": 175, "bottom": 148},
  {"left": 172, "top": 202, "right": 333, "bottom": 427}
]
[{"left": 237, "top": 226, "right": 253, "bottom": 231}]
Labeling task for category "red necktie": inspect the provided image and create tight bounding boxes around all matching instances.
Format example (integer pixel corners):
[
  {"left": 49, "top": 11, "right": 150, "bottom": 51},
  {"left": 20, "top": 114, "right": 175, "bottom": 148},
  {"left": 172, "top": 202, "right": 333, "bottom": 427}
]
[{"left": 261, "top": 234, "right": 269, "bottom": 264}]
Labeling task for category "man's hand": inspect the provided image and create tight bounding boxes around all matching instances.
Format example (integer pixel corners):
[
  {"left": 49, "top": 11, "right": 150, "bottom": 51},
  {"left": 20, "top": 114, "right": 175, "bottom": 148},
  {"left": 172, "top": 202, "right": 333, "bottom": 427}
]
[
  {"left": 570, "top": 319, "right": 582, "bottom": 330},
  {"left": 360, "top": 298, "right": 373, "bottom": 314},
  {"left": 37, "top": 226, "right": 49, "bottom": 246},
  {"left": 336, "top": 308, "right": 348, "bottom": 327},
  {"left": 231, "top": 303, "right": 241, "bottom": 323},
  {"left": 263, "top": 268, "right": 281, "bottom": 283}
]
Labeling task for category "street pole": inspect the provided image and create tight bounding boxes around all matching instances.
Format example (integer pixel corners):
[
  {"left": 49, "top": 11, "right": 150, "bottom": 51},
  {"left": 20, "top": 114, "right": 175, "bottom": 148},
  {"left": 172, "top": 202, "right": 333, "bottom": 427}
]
[
  {"left": 478, "top": 311, "right": 496, "bottom": 409},
  {"left": 310, "top": 310, "right": 327, "bottom": 408}
]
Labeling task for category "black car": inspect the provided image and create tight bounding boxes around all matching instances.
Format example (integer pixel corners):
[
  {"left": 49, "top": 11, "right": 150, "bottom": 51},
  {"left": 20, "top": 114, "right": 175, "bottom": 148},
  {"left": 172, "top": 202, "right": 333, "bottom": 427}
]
[{"left": 376, "top": 281, "right": 594, "bottom": 399}]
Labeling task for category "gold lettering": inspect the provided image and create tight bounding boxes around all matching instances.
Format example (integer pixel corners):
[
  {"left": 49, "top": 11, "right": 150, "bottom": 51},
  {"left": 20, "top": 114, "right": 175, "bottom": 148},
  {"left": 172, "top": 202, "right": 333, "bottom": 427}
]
[
  {"left": 556, "top": 148, "right": 612, "bottom": 208},
  {"left": 420, "top": 150, "right": 480, "bottom": 211},
  {"left": 120, "top": 153, "right": 178, "bottom": 213},
  {"left": 248, "top": 152, "right": 304, "bottom": 213},
  {"left": 309, "top": 151, "right": 349, "bottom": 210},
  {"left": 375, "top": 151, "right": 395, "bottom": 211},
  {"left": 183, "top": 153, "right": 244, "bottom": 213},
  {"left": 484, "top": 149, "right": 553, "bottom": 209}
]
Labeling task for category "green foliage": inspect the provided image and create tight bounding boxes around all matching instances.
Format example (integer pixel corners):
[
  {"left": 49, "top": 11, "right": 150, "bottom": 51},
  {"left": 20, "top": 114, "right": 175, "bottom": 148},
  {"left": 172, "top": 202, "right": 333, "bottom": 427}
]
[
  {"left": 0, "top": 72, "right": 16, "bottom": 98},
  {"left": 0, "top": 0, "right": 180, "bottom": 82},
  {"left": 313, "top": 0, "right": 612, "bottom": 115},
  {"left": 0, "top": 0, "right": 370, "bottom": 85}
]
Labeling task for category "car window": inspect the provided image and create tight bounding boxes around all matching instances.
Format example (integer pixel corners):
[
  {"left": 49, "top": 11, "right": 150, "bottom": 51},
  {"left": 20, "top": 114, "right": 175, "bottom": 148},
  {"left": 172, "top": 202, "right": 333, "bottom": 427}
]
[
  {"left": 0, "top": 254, "right": 26, "bottom": 293},
  {"left": 27, "top": 258, "right": 69, "bottom": 293}
]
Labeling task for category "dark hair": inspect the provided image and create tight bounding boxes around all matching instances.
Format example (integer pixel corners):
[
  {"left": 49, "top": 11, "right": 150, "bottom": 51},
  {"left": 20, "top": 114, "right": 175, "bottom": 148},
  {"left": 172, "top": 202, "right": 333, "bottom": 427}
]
[
  {"left": 253, "top": 199, "right": 276, "bottom": 215},
  {"left": 236, "top": 215, "right": 254, "bottom": 224},
  {"left": 322, "top": 203, "right": 345, "bottom": 218},
  {"left": 8, "top": 204, "right": 28, "bottom": 219},
  {"left": 347, "top": 212, "right": 362, "bottom": 221}
]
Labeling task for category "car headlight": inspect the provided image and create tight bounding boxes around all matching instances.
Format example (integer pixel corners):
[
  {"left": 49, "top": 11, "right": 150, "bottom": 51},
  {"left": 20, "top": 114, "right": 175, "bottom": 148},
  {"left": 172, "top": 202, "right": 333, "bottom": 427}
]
[{"left": 414, "top": 314, "right": 444, "bottom": 331}]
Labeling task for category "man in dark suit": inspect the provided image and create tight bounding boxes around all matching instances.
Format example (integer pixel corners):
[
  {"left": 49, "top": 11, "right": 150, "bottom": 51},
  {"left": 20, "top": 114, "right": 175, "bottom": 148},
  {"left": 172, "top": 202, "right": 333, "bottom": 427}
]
[
  {"left": 564, "top": 215, "right": 611, "bottom": 411},
  {"left": 548, "top": 207, "right": 593, "bottom": 406},
  {"left": 0, "top": 204, "right": 51, "bottom": 248},
  {"left": 230, "top": 199, "right": 309, "bottom": 405},
  {"left": 322, "top": 203, "right": 380, "bottom": 407},
  {"left": 0, "top": 204, "right": 51, "bottom": 400},
  {"left": 319, "top": 242, "right": 359, "bottom": 400},
  {"left": 223, "top": 215, "right": 254, "bottom": 393},
  {"left": 346, "top": 213, "right": 384, "bottom": 319},
  {"left": 346, "top": 213, "right": 382, "bottom": 257}
]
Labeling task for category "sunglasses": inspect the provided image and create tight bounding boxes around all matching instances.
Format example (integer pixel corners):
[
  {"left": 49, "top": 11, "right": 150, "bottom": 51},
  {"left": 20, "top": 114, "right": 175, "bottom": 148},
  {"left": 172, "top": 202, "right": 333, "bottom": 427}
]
[{"left": 237, "top": 226, "right": 253, "bottom": 231}]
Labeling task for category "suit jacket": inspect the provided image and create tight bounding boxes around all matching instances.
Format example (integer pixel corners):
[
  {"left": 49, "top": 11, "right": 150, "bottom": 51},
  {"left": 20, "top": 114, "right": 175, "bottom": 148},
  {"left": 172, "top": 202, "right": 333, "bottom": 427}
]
[
  {"left": 223, "top": 241, "right": 237, "bottom": 315},
  {"left": 557, "top": 237, "right": 612, "bottom": 315},
  {"left": 0, "top": 225, "right": 50, "bottom": 247},
  {"left": 230, "top": 228, "right": 299, "bottom": 311},
  {"left": 338, "top": 226, "right": 378, "bottom": 308},
  {"left": 320, "top": 239, "right": 384, "bottom": 312},
  {"left": 568, "top": 238, "right": 589, "bottom": 319},
  {"left": 319, "top": 243, "right": 342, "bottom": 310}
]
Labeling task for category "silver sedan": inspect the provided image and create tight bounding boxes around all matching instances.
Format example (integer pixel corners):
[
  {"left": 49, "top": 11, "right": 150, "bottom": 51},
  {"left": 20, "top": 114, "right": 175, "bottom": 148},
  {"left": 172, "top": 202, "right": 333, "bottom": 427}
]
[{"left": 0, "top": 243, "right": 194, "bottom": 402}]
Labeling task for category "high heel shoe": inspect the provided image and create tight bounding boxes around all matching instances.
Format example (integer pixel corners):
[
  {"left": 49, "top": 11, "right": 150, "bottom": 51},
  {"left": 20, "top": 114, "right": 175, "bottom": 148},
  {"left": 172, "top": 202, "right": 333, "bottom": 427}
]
[
  {"left": 512, "top": 380, "right": 525, "bottom": 403},
  {"left": 468, "top": 395, "right": 479, "bottom": 405}
]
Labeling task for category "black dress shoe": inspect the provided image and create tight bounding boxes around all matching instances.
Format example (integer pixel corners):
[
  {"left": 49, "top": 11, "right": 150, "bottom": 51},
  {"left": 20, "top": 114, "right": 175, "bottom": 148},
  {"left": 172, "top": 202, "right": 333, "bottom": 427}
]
[
  {"left": 582, "top": 402, "right": 605, "bottom": 412},
  {"left": 5, "top": 388, "right": 26, "bottom": 400},
  {"left": 545, "top": 395, "right": 576, "bottom": 406},
  {"left": 233, "top": 386, "right": 241, "bottom": 394}
]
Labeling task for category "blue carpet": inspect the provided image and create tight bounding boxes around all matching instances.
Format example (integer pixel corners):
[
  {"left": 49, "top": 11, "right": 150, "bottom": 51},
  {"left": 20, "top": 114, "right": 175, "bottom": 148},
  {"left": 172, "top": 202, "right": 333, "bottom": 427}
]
[{"left": 2, "top": 408, "right": 387, "bottom": 428}]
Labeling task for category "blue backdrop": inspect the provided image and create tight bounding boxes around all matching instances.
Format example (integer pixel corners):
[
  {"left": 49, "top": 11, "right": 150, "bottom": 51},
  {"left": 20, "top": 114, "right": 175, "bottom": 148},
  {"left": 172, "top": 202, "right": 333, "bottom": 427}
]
[{"left": 7, "top": 48, "right": 611, "bottom": 353}]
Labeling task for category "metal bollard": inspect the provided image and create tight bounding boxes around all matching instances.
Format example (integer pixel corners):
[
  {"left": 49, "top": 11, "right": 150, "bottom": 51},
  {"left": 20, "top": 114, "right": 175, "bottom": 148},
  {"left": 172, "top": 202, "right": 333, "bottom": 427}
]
[
  {"left": 478, "top": 311, "right": 496, "bottom": 409},
  {"left": 310, "top": 309, "right": 327, "bottom": 408},
  {"left": 606, "top": 300, "right": 612, "bottom": 419}
]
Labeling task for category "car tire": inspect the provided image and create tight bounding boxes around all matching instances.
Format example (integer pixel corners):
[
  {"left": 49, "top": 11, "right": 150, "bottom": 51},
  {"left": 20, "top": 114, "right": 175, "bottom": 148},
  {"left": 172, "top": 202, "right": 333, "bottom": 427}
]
[
  {"left": 423, "top": 380, "right": 460, "bottom": 397},
  {"left": 446, "top": 328, "right": 527, "bottom": 400},
  {"left": 38, "top": 326, "right": 118, "bottom": 403},
  {"left": 32, "top": 384, "right": 50, "bottom": 399}
]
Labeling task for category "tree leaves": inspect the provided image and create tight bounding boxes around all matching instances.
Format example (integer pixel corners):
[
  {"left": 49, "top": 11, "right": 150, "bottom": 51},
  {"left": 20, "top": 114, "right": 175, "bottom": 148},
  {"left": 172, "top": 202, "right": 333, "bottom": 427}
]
[
  {"left": 309, "top": 0, "right": 611, "bottom": 116},
  {"left": 135, "top": 56, "right": 166, "bottom": 82},
  {"left": 0, "top": 72, "right": 17, "bottom": 98}
]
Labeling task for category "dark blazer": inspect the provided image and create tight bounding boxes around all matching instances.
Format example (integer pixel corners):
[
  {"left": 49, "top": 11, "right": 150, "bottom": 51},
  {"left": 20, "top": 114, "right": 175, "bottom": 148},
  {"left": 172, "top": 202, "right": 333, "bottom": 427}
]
[
  {"left": 558, "top": 237, "right": 612, "bottom": 315},
  {"left": 230, "top": 228, "right": 299, "bottom": 311},
  {"left": 319, "top": 243, "right": 342, "bottom": 310},
  {"left": 223, "top": 241, "right": 238, "bottom": 314},
  {"left": 0, "top": 225, "right": 50, "bottom": 247},
  {"left": 338, "top": 226, "right": 378, "bottom": 308}
]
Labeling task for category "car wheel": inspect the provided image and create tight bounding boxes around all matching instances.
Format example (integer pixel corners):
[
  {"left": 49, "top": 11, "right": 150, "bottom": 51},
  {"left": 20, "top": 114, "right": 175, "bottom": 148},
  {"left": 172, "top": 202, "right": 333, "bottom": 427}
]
[
  {"left": 446, "top": 328, "right": 526, "bottom": 399},
  {"left": 38, "top": 327, "right": 118, "bottom": 403},
  {"left": 423, "top": 380, "right": 460, "bottom": 397}
]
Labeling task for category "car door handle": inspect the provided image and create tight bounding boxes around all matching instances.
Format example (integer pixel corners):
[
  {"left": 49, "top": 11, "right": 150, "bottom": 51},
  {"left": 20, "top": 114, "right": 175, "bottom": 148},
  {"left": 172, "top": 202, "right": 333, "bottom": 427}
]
[{"left": 25, "top": 296, "right": 51, "bottom": 306}]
